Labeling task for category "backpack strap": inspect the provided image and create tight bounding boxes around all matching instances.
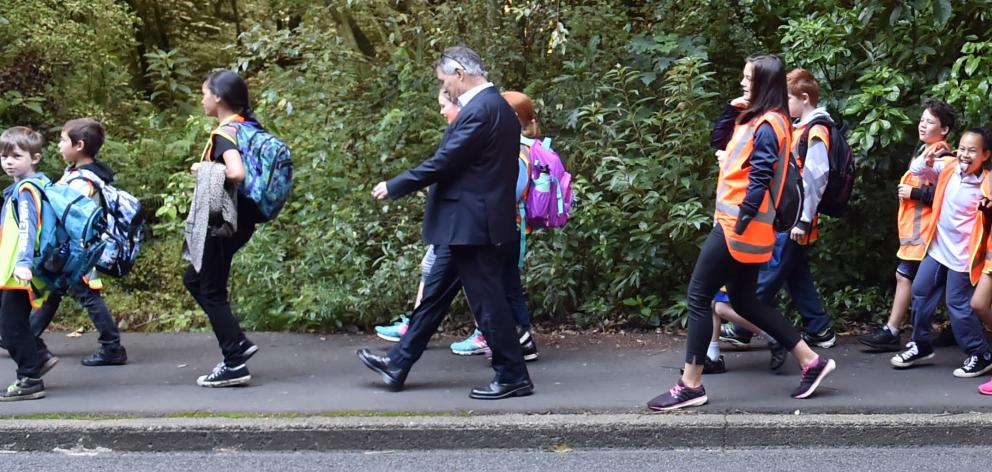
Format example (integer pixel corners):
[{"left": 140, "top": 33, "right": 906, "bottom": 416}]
[
  {"left": 797, "top": 116, "right": 833, "bottom": 166},
  {"left": 12, "top": 179, "right": 45, "bottom": 242},
  {"left": 201, "top": 118, "right": 243, "bottom": 162}
]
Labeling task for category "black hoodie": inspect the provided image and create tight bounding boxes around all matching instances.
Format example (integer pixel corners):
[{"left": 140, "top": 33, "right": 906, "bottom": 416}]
[{"left": 72, "top": 160, "right": 115, "bottom": 184}]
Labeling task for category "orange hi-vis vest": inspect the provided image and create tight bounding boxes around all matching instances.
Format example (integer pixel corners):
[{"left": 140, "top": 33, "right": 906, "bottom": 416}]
[
  {"left": 922, "top": 161, "right": 989, "bottom": 285},
  {"left": 791, "top": 122, "right": 830, "bottom": 245},
  {"left": 714, "top": 111, "right": 792, "bottom": 263},
  {"left": 896, "top": 140, "right": 951, "bottom": 261},
  {"left": 983, "top": 175, "right": 992, "bottom": 275}
]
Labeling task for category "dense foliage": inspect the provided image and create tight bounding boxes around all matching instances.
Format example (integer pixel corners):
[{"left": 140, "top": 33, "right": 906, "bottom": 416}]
[{"left": 2, "top": 1, "right": 991, "bottom": 333}]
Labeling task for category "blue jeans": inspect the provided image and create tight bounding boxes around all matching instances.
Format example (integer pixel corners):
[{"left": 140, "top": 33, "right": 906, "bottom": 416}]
[
  {"left": 911, "top": 255, "right": 989, "bottom": 355},
  {"left": 734, "top": 232, "right": 831, "bottom": 339}
]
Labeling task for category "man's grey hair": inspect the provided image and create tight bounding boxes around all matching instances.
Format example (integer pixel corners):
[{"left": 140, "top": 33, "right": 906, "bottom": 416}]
[{"left": 435, "top": 46, "right": 488, "bottom": 78}]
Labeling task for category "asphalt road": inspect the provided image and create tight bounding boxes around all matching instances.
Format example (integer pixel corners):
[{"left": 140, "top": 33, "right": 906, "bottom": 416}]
[{"left": 0, "top": 447, "right": 982, "bottom": 471}]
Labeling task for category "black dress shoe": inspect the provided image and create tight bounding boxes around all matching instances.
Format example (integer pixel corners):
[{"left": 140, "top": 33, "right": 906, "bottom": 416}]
[
  {"left": 357, "top": 349, "right": 408, "bottom": 391},
  {"left": 469, "top": 379, "right": 534, "bottom": 400}
]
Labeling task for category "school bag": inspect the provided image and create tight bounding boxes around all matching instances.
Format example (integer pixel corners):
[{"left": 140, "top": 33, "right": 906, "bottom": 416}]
[
  {"left": 773, "top": 150, "right": 805, "bottom": 232},
  {"left": 68, "top": 169, "right": 144, "bottom": 277},
  {"left": 796, "top": 116, "right": 856, "bottom": 217},
  {"left": 524, "top": 140, "right": 572, "bottom": 229},
  {"left": 224, "top": 121, "right": 294, "bottom": 222},
  {"left": 16, "top": 177, "right": 107, "bottom": 292}
]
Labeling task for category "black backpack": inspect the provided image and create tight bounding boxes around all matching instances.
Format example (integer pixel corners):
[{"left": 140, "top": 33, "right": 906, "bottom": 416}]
[
  {"left": 773, "top": 150, "right": 805, "bottom": 232},
  {"left": 796, "top": 116, "right": 856, "bottom": 217}
]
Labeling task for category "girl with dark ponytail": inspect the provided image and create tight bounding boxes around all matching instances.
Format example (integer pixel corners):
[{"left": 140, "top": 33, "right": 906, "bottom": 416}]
[
  {"left": 185, "top": 69, "right": 263, "bottom": 388},
  {"left": 646, "top": 55, "right": 837, "bottom": 411}
]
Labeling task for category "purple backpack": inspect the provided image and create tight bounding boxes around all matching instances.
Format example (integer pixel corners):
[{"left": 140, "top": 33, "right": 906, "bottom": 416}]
[{"left": 524, "top": 140, "right": 572, "bottom": 229}]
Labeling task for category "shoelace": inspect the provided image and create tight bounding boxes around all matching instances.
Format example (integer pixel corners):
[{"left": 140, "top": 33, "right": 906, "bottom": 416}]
[
  {"left": 900, "top": 343, "right": 919, "bottom": 360},
  {"left": 208, "top": 361, "right": 226, "bottom": 378},
  {"left": 963, "top": 355, "right": 978, "bottom": 370},
  {"left": 669, "top": 384, "right": 685, "bottom": 397}
]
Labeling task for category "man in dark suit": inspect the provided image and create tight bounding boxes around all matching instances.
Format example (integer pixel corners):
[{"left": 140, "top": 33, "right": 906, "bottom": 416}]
[{"left": 358, "top": 46, "right": 533, "bottom": 400}]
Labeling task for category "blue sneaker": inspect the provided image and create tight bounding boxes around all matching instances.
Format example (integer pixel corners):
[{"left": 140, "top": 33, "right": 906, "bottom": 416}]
[
  {"left": 374, "top": 315, "right": 409, "bottom": 342},
  {"left": 450, "top": 329, "right": 488, "bottom": 356}
]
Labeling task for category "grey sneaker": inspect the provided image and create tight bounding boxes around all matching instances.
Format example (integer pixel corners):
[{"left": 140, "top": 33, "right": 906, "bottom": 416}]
[{"left": 0, "top": 377, "right": 45, "bottom": 401}]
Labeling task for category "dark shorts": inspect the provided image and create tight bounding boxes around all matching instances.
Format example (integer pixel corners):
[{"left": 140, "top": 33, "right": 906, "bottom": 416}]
[
  {"left": 713, "top": 290, "right": 731, "bottom": 304},
  {"left": 896, "top": 260, "right": 920, "bottom": 280}
]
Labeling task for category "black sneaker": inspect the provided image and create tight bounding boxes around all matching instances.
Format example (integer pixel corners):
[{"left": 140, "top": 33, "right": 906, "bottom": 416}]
[
  {"left": 769, "top": 341, "right": 787, "bottom": 371},
  {"left": 81, "top": 345, "right": 127, "bottom": 366},
  {"left": 933, "top": 328, "right": 958, "bottom": 348},
  {"left": 196, "top": 362, "right": 251, "bottom": 387},
  {"left": 518, "top": 329, "right": 539, "bottom": 362},
  {"left": 0, "top": 377, "right": 45, "bottom": 401},
  {"left": 792, "top": 356, "right": 836, "bottom": 399},
  {"left": 890, "top": 341, "right": 935, "bottom": 368},
  {"left": 953, "top": 351, "right": 992, "bottom": 378},
  {"left": 859, "top": 325, "right": 902, "bottom": 352},
  {"left": 802, "top": 328, "right": 837, "bottom": 348},
  {"left": 681, "top": 356, "right": 727, "bottom": 375},
  {"left": 39, "top": 350, "right": 59, "bottom": 377},
  {"left": 719, "top": 324, "right": 753, "bottom": 349},
  {"left": 647, "top": 380, "right": 708, "bottom": 411}
]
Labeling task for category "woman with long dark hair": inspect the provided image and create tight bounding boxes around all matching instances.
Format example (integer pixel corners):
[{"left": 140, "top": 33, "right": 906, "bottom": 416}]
[
  {"left": 647, "top": 55, "right": 837, "bottom": 411},
  {"left": 185, "top": 69, "right": 263, "bottom": 388}
]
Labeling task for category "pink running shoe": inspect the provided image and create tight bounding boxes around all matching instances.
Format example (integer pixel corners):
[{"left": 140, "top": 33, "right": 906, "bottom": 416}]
[{"left": 979, "top": 378, "right": 992, "bottom": 395}]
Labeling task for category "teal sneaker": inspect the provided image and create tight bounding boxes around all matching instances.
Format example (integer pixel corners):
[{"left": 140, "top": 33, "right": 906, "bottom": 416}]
[
  {"left": 450, "top": 329, "right": 488, "bottom": 356},
  {"left": 374, "top": 315, "right": 409, "bottom": 342}
]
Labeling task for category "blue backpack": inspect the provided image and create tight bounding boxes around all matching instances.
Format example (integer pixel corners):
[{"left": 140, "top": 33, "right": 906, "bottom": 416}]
[
  {"left": 17, "top": 177, "right": 107, "bottom": 292},
  {"left": 68, "top": 169, "right": 144, "bottom": 277},
  {"left": 223, "top": 121, "right": 293, "bottom": 222}
]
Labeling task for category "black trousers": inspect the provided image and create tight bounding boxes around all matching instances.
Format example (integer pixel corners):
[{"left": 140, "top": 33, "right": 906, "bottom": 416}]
[
  {"left": 31, "top": 284, "right": 121, "bottom": 347},
  {"left": 1, "top": 289, "right": 44, "bottom": 378},
  {"left": 684, "top": 225, "right": 801, "bottom": 365},
  {"left": 389, "top": 244, "right": 530, "bottom": 384},
  {"left": 183, "top": 208, "right": 258, "bottom": 367}
]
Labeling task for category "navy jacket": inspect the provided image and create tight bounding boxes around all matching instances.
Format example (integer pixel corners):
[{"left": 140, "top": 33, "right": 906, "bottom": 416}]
[
  {"left": 709, "top": 103, "right": 780, "bottom": 217},
  {"left": 387, "top": 86, "right": 521, "bottom": 245}
]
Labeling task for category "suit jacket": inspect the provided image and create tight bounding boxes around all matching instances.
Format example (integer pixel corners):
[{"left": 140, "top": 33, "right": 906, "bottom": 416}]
[{"left": 387, "top": 86, "right": 521, "bottom": 246}]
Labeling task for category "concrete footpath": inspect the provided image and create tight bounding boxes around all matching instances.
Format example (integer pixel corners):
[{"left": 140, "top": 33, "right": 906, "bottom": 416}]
[{"left": 1, "top": 331, "right": 992, "bottom": 450}]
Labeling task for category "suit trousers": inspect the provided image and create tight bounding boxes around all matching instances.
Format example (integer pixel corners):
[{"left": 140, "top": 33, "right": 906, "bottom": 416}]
[{"left": 389, "top": 244, "right": 530, "bottom": 384}]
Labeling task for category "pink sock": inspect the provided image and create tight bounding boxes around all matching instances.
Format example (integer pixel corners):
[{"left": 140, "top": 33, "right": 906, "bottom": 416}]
[{"left": 804, "top": 355, "right": 820, "bottom": 369}]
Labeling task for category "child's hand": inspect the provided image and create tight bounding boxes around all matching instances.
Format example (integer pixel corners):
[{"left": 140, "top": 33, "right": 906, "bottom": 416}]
[
  {"left": 715, "top": 150, "right": 727, "bottom": 164},
  {"left": 730, "top": 96, "right": 750, "bottom": 108},
  {"left": 790, "top": 226, "right": 807, "bottom": 242},
  {"left": 897, "top": 184, "right": 913, "bottom": 200},
  {"left": 13, "top": 266, "right": 32, "bottom": 283},
  {"left": 190, "top": 162, "right": 201, "bottom": 177},
  {"left": 923, "top": 148, "right": 938, "bottom": 167}
]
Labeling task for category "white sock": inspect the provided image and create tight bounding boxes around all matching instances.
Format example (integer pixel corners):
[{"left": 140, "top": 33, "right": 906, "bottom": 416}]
[
  {"left": 707, "top": 341, "right": 721, "bottom": 361},
  {"left": 886, "top": 324, "right": 900, "bottom": 335}
]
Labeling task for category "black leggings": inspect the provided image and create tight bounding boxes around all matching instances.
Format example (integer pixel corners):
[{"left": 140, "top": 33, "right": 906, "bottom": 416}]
[{"left": 684, "top": 225, "right": 801, "bottom": 365}]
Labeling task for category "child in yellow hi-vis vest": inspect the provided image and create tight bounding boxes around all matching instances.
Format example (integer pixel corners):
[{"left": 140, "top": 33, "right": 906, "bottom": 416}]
[{"left": 0, "top": 127, "right": 55, "bottom": 401}]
